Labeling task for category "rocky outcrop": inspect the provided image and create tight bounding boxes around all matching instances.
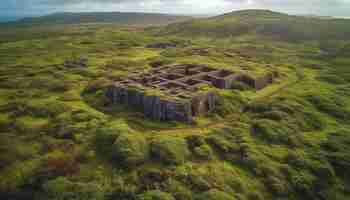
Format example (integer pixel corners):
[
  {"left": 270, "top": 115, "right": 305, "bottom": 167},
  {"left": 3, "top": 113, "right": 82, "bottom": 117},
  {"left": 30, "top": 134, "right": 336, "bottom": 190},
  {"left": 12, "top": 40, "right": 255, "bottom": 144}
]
[
  {"left": 146, "top": 43, "right": 177, "bottom": 49},
  {"left": 64, "top": 57, "right": 88, "bottom": 68},
  {"left": 254, "top": 73, "right": 274, "bottom": 90}
]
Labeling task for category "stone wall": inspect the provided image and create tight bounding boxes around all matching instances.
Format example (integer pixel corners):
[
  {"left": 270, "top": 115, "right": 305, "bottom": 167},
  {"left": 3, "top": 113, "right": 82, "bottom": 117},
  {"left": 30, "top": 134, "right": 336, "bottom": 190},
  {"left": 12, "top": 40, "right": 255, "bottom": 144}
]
[
  {"left": 191, "top": 92, "right": 217, "bottom": 116},
  {"left": 237, "top": 73, "right": 274, "bottom": 90},
  {"left": 106, "top": 84, "right": 218, "bottom": 122},
  {"left": 105, "top": 64, "right": 276, "bottom": 122},
  {"left": 254, "top": 73, "right": 274, "bottom": 90},
  {"left": 106, "top": 85, "right": 194, "bottom": 122}
]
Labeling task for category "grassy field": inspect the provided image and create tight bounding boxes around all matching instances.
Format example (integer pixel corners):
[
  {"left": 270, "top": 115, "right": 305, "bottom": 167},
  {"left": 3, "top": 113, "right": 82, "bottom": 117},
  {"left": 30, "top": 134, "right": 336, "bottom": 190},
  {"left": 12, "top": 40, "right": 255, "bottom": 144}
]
[{"left": 1, "top": 10, "right": 350, "bottom": 200}]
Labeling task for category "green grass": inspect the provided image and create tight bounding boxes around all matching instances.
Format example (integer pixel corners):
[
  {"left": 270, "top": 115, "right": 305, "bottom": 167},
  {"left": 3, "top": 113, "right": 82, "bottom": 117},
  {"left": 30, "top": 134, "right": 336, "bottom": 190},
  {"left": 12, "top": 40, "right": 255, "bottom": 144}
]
[{"left": 1, "top": 10, "right": 350, "bottom": 200}]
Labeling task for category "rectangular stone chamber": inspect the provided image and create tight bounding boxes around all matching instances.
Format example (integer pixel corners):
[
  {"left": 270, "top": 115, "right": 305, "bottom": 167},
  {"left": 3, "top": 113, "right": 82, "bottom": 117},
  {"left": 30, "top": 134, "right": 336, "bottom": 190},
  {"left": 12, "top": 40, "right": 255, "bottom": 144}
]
[{"left": 105, "top": 64, "right": 275, "bottom": 122}]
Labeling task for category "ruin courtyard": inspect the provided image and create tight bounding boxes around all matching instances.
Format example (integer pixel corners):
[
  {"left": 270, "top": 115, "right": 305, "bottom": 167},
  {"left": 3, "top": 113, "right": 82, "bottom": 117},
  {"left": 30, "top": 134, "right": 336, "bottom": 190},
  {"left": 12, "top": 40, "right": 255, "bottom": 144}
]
[{"left": 106, "top": 64, "right": 276, "bottom": 122}]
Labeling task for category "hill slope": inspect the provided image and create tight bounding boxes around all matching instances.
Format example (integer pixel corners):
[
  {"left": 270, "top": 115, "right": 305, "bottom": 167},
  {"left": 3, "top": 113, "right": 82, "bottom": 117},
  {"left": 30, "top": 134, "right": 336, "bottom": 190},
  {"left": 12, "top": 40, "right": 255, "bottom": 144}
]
[
  {"left": 7, "top": 12, "right": 192, "bottom": 27},
  {"left": 158, "top": 9, "right": 350, "bottom": 41},
  {"left": 1, "top": 9, "right": 350, "bottom": 200}
]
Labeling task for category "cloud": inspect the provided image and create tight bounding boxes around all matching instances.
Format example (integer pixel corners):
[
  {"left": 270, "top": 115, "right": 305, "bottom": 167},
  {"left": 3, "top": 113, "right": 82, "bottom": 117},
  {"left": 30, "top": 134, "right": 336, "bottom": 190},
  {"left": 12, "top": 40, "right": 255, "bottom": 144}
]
[{"left": 3, "top": 0, "right": 350, "bottom": 17}]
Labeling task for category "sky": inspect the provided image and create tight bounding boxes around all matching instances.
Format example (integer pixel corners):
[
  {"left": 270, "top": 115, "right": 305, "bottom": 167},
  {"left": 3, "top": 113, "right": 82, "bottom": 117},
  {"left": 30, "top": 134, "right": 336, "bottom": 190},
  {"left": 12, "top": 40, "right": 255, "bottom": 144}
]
[{"left": 2, "top": 0, "right": 350, "bottom": 18}]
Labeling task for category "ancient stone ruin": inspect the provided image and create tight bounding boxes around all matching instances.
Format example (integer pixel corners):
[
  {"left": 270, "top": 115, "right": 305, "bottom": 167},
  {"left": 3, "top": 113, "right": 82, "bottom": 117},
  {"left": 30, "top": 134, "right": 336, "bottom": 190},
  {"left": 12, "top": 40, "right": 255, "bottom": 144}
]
[{"left": 106, "top": 64, "right": 275, "bottom": 122}]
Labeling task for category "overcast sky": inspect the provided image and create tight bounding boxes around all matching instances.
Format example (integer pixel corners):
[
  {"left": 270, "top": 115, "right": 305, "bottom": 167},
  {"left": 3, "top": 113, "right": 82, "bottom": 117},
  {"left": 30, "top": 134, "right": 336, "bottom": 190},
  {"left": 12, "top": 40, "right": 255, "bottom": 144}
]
[{"left": 3, "top": 0, "right": 350, "bottom": 17}]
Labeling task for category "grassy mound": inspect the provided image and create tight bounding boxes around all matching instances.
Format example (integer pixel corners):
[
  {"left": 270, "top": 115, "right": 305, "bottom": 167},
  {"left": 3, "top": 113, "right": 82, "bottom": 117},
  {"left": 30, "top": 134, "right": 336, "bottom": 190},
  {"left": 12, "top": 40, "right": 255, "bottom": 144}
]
[{"left": 151, "top": 137, "right": 190, "bottom": 165}]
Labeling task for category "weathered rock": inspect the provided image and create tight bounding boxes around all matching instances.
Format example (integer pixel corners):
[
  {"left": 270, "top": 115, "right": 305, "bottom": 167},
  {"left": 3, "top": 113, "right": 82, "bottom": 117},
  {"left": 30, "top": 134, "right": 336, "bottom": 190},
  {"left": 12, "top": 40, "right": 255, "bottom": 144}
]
[
  {"left": 146, "top": 42, "right": 177, "bottom": 49},
  {"left": 254, "top": 73, "right": 274, "bottom": 90},
  {"left": 64, "top": 57, "right": 88, "bottom": 68}
]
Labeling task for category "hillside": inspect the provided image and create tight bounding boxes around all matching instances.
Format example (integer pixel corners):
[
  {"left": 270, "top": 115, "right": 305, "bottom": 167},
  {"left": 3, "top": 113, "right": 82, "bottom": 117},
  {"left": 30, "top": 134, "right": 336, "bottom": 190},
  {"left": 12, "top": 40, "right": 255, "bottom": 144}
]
[
  {"left": 1, "top": 9, "right": 350, "bottom": 200},
  {"left": 5, "top": 12, "right": 192, "bottom": 27},
  {"left": 157, "top": 9, "right": 350, "bottom": 41}
]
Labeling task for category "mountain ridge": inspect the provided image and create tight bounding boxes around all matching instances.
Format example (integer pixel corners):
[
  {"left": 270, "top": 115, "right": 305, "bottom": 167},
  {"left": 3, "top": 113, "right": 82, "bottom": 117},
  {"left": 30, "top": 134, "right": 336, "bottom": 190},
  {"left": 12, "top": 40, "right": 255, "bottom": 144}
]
[
  {"left": 156, "top": 9, "right": 350, "bottom": 41},
  {"left": 3, "top": 11, "right": 193, "bottom": 27}
]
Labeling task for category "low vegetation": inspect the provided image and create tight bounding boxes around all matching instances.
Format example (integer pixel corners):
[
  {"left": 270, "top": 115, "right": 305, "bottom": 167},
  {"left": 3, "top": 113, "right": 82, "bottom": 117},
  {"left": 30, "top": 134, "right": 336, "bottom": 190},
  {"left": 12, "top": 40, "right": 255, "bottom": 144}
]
[{"left": 0, "top": 9, "right": 350, "bottom": 200}]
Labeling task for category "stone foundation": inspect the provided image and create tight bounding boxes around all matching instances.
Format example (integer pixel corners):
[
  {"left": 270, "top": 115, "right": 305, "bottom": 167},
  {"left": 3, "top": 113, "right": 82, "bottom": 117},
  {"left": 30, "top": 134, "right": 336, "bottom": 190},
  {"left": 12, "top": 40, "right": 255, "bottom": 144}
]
[{"left": 105, "top": 64, "right": 274, "bottom": 122}]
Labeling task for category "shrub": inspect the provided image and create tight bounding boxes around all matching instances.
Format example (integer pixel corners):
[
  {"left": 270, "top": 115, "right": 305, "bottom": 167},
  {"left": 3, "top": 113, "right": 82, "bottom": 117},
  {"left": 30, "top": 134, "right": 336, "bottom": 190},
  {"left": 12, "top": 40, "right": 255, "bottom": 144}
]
[
  {"left": 42, "top": 150, "right": 79, "bottom": 177},
  {"left": 289, "top": 169, "right": 316, "bottom": 196},
  {"left": 139, "top": 168, "right": 170, "bottom": 190},
  {"left": 311, "top": 162, "right": 336, "bottom": 188},
  {"left": 151, "top": 137, "right": 190, "bottom": 165},
  {"left": 231, "top": 81, "right": 251, "bottom": 91},
  {"left": 113, "top": 132, "right": 150, "bottom": 166},
  {"left": 317, "top": 74, "right": 347, "bottom": 85},
  {"left": 0, "top": 113, "right": 12, "bottom": 130},
  {"left": 51, "top": 110, "right": 106, "bottom": 140},
  {"left": 0, "top": 137, "right": 16, "bottom": 169},
  {"left": 265, "top": 176, "right": 290, "bottom": 196},
  {"left": 296, "top": 110, "right": 325, "bottom": 131},
  {"left": 205, "top": 127, "right": 245, "bottom": 157},
  {"left": 335, "top": 84, "right": 350, "bottom": 97},
  {"left": 138, "top": 190, "right": 175, "bottom": 200},
  {"left": 6, "top": 99, "right": 68, "bottom": 118},
  {"left": 166, "top": 179, "right": 194, "bottom": 200},
  {"left": 322, "top": 129, "right": 350, "bottom": 178},
  {"left": 285, "top": 151, "right": 336, "bottom": 195},
  {"left": 186, "top": 135, "right": 206, "bottom": 149},
  {"left": 83, "top": 78, "right": 111, "bottom": 94},
  {"left": 111, "top": 177, "right": 138, "bottom": 200},
  {"left": 43, "top": 177, "right": 106, "bottom": 200},
  {"left": 271, "top": 100, "right": 300, "bottom": 115},
  {"left": 187, "top": 172, "right": 212, "bottom": 191},
  {"left": 247, "top": 191, "right": 263, "bottom": 200},
  {"left": 60, "top": 90, "right": 81, "bottom": 101},
  {"left": 206, "top": 134, "right": 238, "bottom": 154},
  {"left": 70, "top": 109, "right": 106, "bottom": 123},
  {"left": 214, "top": 92, "right": 247, "bottom": 117},
  {"left": 196, "top": 189, "right": 236, "bottom": 200},
  {"left": 306, "top": 95, "right": 350, "bottom": 120},
  {"left": 256, "top": 110, "right": 287, "bottom": 121},
  {"left": 193, "top": 145, "right": 214, "bottom": 160},
  {"left": 245, "top": 102, "right": 271, "bottom": 113},
  {"left": 32, "top": 100, "right": 69, "bottom": 118},
  {"left": 94, "top": 121, "right": 132, "bottom": 159},
  {"left": 14, "top": 116, "right": 50, "bottom": 134},
  {"left": 257, "top": 163, "right": 291, "bottom": 196},
  {"left": 72, "top": 111, "right": 95, "bottom": 122},
  {"left": 251, "top": 119, "right": 300, "bottom": 146},
  {"left": 0, "top": 159, "right": 42, "bottom": 193},
  {"left": 286, "top": 151, "right": 310, "bottom": 169},
  {"left": 29, "top": 77, "right": 71, "bottom": 92},
  {"left": 248, "top": 98, "right": 325, "bottom": 132}
]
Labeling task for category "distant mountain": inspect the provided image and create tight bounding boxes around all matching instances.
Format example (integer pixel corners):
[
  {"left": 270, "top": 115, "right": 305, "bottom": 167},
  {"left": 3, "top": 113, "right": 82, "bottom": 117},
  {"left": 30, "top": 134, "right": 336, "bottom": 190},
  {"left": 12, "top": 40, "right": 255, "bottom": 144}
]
[
  {"left": 6, "top": 12, "right": 192, "bottom": 27},
  {"left": 0, "top": 15, "right": 20, "bottom": 23},
  {"left": 157, "top": 9, "right": 350, "bottom": 41}
]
